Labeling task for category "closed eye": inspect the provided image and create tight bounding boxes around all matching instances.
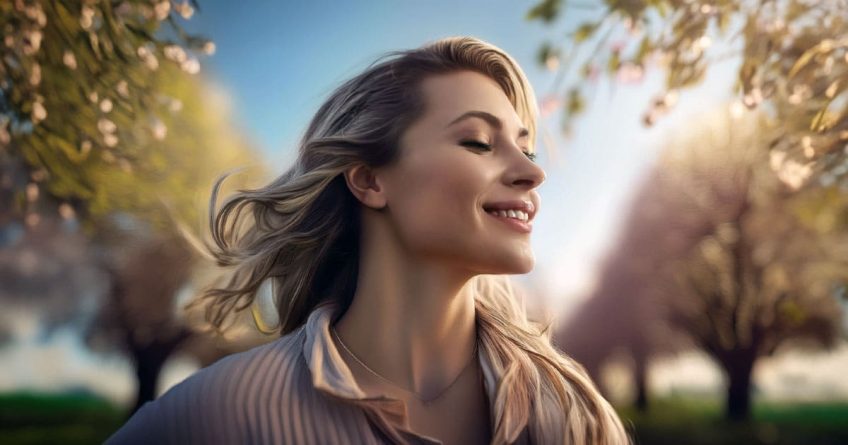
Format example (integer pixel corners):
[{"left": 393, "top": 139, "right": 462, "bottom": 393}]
[
  {"left": 461, "top": 140, "right": 537, "bottom": 162},
  {"left": 460, "top": 140, "right": 492, "bottom": 150}
]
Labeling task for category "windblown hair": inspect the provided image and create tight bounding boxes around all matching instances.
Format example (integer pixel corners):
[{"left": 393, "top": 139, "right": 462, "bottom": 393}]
[{"left": 196, "top": 36, "right": 632, "bottom": 444}]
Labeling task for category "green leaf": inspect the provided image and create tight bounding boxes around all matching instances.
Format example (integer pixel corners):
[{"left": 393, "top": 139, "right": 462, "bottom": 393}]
[
  {"left": 536, "top": 42, "right": 559, "bottom": 67},
  {"left": 566, "top": 88, "right": 585, "bottom": 116},
  {"left": 526, "top": 0, "right": 561, "bottom": 24},
  {"left": 635, "top": 36, "right": 653, "bottom": 64},
  {"left": 574, "top": 22, "right": 599, "bottom": 43},
  {"left": 608, "top": 51, "right": 621, "bottom": 73}
]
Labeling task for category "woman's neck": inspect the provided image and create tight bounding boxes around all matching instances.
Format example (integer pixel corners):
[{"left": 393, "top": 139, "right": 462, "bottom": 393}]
[{"left": 331, "top": 237, "right": 479, "bottom": 399}]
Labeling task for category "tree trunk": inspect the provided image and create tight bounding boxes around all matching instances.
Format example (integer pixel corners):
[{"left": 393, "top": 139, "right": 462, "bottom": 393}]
[
  {"left": 128, "top": 329, "right": 192, "bottom": 416},
  {"left": 633, "top": 352, "right": 649, "bottom": 412},
  {"left": 724, "top": 355, "right": 755, "bottom": 421},
  {"left": 131, "top": 350, "right": 168, "bottom": 415}
]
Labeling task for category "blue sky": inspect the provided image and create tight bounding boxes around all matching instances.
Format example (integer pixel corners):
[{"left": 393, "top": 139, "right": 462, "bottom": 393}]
[{"left": 180, "top": 0, "right": 567, "bottom": 162}]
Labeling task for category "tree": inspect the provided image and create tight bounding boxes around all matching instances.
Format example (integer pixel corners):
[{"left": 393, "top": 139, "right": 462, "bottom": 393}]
[
  {"left": 558, "top": 107, "right": 848, "bottom": 420},
  {"left": 652, "top": 109, "right": 846, "bottom": 420},
  {"left": 526, "top": 0, "right": 848, "bottom": 191},
  {"left": 79, "top": 63, "right": 269, "bottom": 413},
  {"left": 1, "top": 0, "right": 214, "bottom": 232},
  {"left": 0, "top": 0, "right": 270, "bottom": 413}
]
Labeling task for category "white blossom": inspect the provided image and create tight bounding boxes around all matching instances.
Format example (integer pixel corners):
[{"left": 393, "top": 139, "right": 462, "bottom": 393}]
[
  {"left": 63, "top": 50, "right": 78, "bottom": 69},
  {"left": 137, "top": 46, "right": 159, "bottom": 71},
  {"left": 202, "top": 41, "right": 216, "bottom": 55},
  {"left": 616, "top": 62, "right": 644, "bottom": 84},
  {"left": 31, "top": 102, "right": 47, "bottom": 123},
  {"left": 100, "top": 99, "right": 113, "bottom": 113},
  {"left": 180, "top": 58, "right": 200, "bottom": 74},
  {"left": 694, "top": 35, "right": 712, "bottom": 51},
  {"left": 802, "top": 136, "right": 815, "bottom": 158},
  {"left": 174, "top": 1, "right": 194, "bottom": 19},
  {"left": 151, "top": 117, "right": 167, "bottom": 140},
  {"left": 164, "top": 45, "right": 187, "bottom": 63},
  {"left": 544, "top": 54, "right": 559, "bottom": 71},
  {"left": 80, "top": 140, "right": 93, "bottom": 156},
  {"left": 80, "top": 6, "right": 95, "bottom": 30},
  {"left": 154, "top": 1, "right": 171, "bottom": 21},
  {"left": 22, "top": 30, "right": 42, "bottom": 55},
  {"left": 116, "top": 80, "right": 130, "bottom": 98},
  {"left": 58, "top": 203, "right": 76, "bottom": 220},
  {"left": 26, "top": 183, "right": 38, "bottom": 202},
  {"left": 97, "top": 118, "right": 117, "bottom": 134},
  {"left": 24, "top": 4, "right": 47, "bottom": 28},
  {"left": 103, "top": 133, "right": 119, "bottom": 148}
]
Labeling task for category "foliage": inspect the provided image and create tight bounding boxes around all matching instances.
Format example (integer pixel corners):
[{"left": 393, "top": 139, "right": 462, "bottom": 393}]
[
  {"left": 527, "top": 0, "right": 848, "bottom": 191},
  {"left": 0, "top": 0, "right": 220, "bottom": 234},
  {"left": 0, "top": 0, "right": 267, "bottom": 411}
]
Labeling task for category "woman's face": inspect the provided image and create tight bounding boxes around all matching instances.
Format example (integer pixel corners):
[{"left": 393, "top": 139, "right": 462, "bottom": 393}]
[{"left": 378, "top": 70, "right": 546, "bottom": 275}]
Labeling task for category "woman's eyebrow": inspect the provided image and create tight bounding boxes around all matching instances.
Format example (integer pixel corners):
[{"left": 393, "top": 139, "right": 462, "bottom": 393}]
[{"left": 446, "top": 110, "right": 529, "bottom": 139}]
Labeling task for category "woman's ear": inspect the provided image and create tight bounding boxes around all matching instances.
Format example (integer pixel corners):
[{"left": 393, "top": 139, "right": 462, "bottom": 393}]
[{"left": 343, "top": 163, "right": 387, "bottom": 210}]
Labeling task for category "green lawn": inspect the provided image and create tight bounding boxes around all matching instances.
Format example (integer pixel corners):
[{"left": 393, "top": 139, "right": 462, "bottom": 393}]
[
  {"left": 0, "top": 392, "right": 125, "bottom": 445},
  {"left": 617, "top": 395, "right": 848, "bottom": 445},
  {"left": 1, "top": 391, "right": 846, "bottom": 444}
]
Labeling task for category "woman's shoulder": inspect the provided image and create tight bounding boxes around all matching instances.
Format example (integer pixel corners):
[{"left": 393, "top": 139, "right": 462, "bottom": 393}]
[
  {"left": 104, "top": 326, "right": 309, "bottom": 444},
  {"left": 191, "top": 325, "right": 308, "bottom": 390}
]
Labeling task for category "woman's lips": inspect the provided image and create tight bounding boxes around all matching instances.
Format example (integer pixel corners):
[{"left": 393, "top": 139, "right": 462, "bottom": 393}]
[{"left": 485, "top": 210, "right": 532, "bottom": 233}]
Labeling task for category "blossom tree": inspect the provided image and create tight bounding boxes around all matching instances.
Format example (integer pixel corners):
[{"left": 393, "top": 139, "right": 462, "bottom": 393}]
[
  {"left": 0, "top": 1, "right": 268, "bottom": 413},
  {"left": 527, "top": 0, "right": 848, "bottom": 192},
  {"left": 558, "top": 108, "right": 848, "bottom": 420}
]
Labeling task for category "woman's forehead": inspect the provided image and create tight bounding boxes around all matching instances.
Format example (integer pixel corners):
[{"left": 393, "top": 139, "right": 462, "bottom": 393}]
[{"left": 418, "top": 72, "right": 527, "bottom": 133}]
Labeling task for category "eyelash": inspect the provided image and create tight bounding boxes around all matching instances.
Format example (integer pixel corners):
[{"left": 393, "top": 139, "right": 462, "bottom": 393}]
[{"left": 461, "top": 140, "right": 537, "bottom": 162}]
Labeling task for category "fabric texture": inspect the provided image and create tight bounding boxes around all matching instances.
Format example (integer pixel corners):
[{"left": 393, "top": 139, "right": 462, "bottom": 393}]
[{"left": 104, "top": 300, "right": 532, "bottom": 444}]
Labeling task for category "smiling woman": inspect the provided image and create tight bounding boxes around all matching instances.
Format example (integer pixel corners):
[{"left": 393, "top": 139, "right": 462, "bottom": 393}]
[{"left": 105, "top": 36, "right": 633, "bottom": 445}]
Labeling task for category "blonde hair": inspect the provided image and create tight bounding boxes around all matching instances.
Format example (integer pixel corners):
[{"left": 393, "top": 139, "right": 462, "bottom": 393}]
[{"left": 196, "top": 36, "right": 632, "bottom": 444}]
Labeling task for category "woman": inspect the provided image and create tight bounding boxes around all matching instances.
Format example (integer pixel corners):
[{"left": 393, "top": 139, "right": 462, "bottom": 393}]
[{"left": 106, "top": 36, "right": 632, "bottom": 445}]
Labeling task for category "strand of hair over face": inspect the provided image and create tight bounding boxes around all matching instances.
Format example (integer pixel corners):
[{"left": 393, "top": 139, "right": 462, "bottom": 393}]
[{"left": 189, "top": 36, "right": 633, "bottom": 445}]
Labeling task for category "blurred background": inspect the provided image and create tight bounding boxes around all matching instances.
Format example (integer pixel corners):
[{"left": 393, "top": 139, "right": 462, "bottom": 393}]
[{"left": 1, "top": 0, "right": 847, "bottom": 444}]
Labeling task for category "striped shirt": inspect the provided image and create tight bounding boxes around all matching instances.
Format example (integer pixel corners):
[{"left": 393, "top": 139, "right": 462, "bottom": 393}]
[{"left": 104, "top": 300, "right": 532, "bottom": 444}]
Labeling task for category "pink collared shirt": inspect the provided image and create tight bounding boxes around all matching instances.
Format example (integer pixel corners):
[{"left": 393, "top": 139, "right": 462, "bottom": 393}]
[{"left": 105, "top": 301, "right": 531, "bottom": 444}]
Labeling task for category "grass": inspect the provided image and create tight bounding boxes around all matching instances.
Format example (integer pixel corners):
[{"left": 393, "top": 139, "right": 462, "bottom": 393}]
[
  {"left": 0, "top": 392, "right": 125, "bottom": 445},
  {"left": 0, "top": 391, "right": 846, "bottom": 444},
  {"left": 617, "top": 395, "right": 848, "bottom": 445}
]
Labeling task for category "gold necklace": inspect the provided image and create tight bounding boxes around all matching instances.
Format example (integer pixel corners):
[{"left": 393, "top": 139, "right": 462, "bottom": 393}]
[{"left": 330, "top": 325, "right": 479, "bottom": 405}]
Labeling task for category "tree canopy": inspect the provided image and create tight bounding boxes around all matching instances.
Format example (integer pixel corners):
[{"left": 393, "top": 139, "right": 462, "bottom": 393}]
[{"left": 527, "top": 0, "right": 848, "bottom": 191}]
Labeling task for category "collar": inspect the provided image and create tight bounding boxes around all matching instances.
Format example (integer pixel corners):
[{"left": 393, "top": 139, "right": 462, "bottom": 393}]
[{"left": 300, "top": 300, "right": 527, "bottom": 443}]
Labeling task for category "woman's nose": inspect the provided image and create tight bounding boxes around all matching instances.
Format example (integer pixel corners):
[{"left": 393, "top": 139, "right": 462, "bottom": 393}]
[{"left": 507, "top": 149, "right": 546, "bottom": 189}]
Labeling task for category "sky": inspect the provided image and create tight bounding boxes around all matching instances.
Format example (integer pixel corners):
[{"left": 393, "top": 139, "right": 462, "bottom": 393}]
[{"left": 8, "top": 0, "right": 847, "bottom": 405}]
